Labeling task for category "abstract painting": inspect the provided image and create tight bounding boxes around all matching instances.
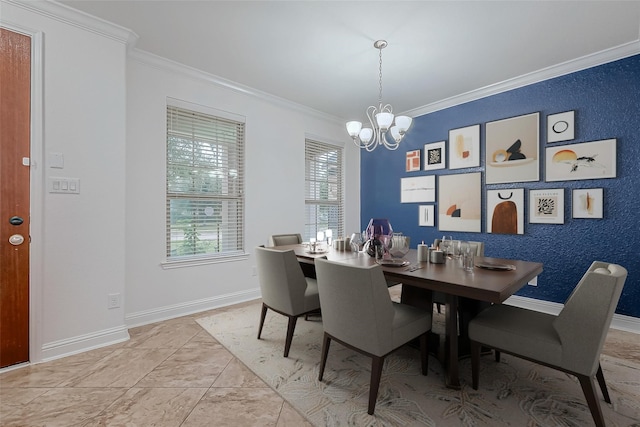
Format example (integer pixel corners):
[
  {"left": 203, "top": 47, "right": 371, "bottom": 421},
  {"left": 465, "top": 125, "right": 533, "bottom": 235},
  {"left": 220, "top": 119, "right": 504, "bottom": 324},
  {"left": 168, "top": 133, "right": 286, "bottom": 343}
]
[
  {"left": 545, "top": 139, "right": 616, "bottom": 181},
  {"left": 448, "top": 125, "right": 480, "bottom": 169},
  {"left": 547, "top": 110, "right": 575, "bottom": 143},
  {"left": 572, "top": 188, "right": 603, "bottom": 219},
  {"left": 406, "top": 149, "right": 421, "bottom": 172},
  {"left": 529, "top": 188, "right": 564, "bottom": 224},
  {"left": 418, "top": 205, "right": 435, "bottom": 226},
  {"left": 438, "top": 172, "right": 481, "bottom": 232},
  {"left": 487, "top": 189, "right": 524, "bottom": 234},
  {"left": 486, "top": 112, "right": 540, "bottom": 184},
  {"left": 400, "top": 175, "right": 436, "bottom": 203},
  {"left": 424, "top": 141, "right": 446, "bottom": 171}
]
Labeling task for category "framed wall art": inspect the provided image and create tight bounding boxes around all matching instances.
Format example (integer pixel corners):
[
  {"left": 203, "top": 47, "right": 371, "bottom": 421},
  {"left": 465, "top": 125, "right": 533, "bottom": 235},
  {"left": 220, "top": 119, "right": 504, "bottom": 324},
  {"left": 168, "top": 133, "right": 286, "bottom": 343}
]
[
  {"left": 424, "top": 141, "right": 446, "bottom": 171},
  {"left": 400, "top": 175, "right": 436, "bottom": 203},
  {"left": 485, "top": 112, "right": 540, "bottom": 184},
  {"left": 547, "top": 110, "right": 575, "bottom": 143},
  {"left": 448, "top": 125, "right": 480, "bottom": 169},
  {"left": 572, "top": 188, "right": 603, "bottom": 219},
  {"left": 529, "top": 188, "right": 564, "bottom": 224},
  {"left": 437, "top": 172, "right": 481, "bottom": 232},
  {"left": 406, "top": 149, "right": 421, "bottom": 172},
  {"left": 545, "top": 139, "right": 616, "bottom": 182},
  {"left": 418, "top": 205, "right": 435, "bottom": 226},
  {"left": 486, "top": 188, "right": 525, "bottom": 234}
]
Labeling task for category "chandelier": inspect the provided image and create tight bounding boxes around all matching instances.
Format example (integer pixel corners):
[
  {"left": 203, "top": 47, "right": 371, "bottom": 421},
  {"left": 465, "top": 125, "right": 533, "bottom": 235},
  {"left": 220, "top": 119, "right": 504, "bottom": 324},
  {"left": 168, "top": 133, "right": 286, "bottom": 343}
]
[{"left": 346, "top": 40, "right": 412, "bottom": 151}]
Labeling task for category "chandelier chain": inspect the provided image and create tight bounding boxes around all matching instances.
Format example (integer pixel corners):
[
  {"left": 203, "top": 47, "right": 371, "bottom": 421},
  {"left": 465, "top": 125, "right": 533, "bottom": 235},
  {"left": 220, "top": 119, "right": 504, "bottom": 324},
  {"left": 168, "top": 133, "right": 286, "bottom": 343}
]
[{"left": 378, "top": 47, "right": 384, "bottom": 105}]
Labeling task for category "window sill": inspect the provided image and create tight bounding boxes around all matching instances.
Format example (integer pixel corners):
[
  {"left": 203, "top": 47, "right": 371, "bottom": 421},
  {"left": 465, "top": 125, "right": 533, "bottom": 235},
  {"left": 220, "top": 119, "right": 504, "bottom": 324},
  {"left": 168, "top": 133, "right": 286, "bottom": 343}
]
[{"left": 161, "top": 252, "right": 249, "bottom": 269}]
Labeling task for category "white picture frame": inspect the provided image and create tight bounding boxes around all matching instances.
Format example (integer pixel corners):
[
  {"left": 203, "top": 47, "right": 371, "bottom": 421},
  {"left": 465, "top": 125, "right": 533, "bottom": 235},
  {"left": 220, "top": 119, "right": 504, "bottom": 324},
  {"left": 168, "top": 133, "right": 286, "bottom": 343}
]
[
  {"left": 424, "top": 141, "right": 446, "bottom": 171},
  {"left": 572, "top": 188, "right": 603, "bottom": 219},
  {"left": 400, "top": 175, "right": 436, "bottom": 203},
  {"left": 529, "top": 188, "right": 565, "bottom": 224},
  {"left": 486, "top": 188, "right": 525, "bottom": 234},
  {"left": 448, "top": 125, "right": 480, "bottom": 169},
  {"left": 485, "top": 112, "right": 540, "bottom": 184},
  {"left": 418, "top": 205, "right": 435, "bottom": 226},
  {"left": 545, "top": 139, "right": 616, "bottom": 182},
  {"left": 547, "top": 110, "right": 575, "bottom": 143}
]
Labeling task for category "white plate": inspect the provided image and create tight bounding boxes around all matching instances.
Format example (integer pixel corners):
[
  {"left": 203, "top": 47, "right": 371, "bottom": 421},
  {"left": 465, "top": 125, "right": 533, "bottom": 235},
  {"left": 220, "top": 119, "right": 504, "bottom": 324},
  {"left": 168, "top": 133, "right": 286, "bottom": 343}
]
[
  {"left": 376, "top": 259, "right": 410, "bottom": 267},
  {"left": 475, "top": 262, "right": 516, "bottom": 271}
]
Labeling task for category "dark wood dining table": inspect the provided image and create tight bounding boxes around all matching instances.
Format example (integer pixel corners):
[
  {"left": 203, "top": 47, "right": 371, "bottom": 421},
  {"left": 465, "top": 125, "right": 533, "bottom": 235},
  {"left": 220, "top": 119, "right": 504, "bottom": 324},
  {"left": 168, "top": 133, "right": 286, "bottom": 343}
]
[{"left": 271, "top": 244, "right": 543, "bottom": 389}]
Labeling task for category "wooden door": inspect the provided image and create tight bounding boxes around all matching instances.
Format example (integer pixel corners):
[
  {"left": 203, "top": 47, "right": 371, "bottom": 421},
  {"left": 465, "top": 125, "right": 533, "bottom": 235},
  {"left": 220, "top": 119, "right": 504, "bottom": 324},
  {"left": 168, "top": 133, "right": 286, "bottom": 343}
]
[{"left": 0, "top": 28, "right": 31, "bottom": 368}]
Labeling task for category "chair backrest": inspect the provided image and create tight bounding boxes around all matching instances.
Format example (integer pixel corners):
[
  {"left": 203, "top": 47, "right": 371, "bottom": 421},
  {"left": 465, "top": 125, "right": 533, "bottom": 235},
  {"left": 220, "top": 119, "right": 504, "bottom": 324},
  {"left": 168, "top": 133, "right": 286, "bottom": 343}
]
[
  {"left": 315, "top": 258, "right": 394, "bottom": 355},
  {"left": 268, "top": 233, "right": 303, "bottom": 247},
  {"left": 255, "top": 246, "right": 309, "bottom": 315},
  {"left": 553, "top": 261, "right": 627, "bottom": 375},
  {"left": 433, "top": 239, "right": 485, "bottom": 256}
]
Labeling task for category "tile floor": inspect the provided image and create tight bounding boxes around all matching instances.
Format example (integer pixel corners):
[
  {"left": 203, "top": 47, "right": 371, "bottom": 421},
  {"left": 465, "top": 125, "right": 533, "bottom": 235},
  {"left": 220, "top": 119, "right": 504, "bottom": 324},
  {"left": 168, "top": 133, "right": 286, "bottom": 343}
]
[
  {"left": 0, "top": 301, "right": 312, "bottom": 427},
  {"left": 1, "top": 298, "right": 637, "bottom": 427}
]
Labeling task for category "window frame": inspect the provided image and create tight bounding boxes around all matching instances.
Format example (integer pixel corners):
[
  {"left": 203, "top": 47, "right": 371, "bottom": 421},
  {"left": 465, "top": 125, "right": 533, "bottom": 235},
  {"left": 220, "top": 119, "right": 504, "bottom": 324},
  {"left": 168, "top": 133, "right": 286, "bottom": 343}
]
[
  {"left": 162, "top": 98, "right": 247, "bottom": 269},
  {"left": 304, "top": 138, "right": 344, "bottom": 242}
]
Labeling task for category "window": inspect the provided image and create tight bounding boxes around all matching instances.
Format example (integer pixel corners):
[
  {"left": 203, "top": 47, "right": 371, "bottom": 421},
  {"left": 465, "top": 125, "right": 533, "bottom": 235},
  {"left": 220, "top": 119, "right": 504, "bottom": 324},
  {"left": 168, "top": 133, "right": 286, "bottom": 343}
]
[
  {"left": 305, "top": 138, "right": 344, "bottom": 241},
  {"left": 165, "top": 100, "right": 245, "bottom": 265}
]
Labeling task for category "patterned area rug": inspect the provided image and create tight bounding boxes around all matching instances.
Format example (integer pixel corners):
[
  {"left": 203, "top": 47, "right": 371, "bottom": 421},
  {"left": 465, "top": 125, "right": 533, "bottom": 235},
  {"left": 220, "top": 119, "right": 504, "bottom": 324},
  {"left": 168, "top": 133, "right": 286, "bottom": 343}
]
[{"left": 197, "top": 302, "right": 640, "bottom": 426}]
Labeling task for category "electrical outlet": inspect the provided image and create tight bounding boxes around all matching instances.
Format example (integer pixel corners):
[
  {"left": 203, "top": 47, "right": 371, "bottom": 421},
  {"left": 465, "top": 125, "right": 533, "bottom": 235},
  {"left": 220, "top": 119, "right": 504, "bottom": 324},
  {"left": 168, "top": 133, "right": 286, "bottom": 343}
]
[{"left": 108, "top": 293, "right": 121, "bottom": 309}]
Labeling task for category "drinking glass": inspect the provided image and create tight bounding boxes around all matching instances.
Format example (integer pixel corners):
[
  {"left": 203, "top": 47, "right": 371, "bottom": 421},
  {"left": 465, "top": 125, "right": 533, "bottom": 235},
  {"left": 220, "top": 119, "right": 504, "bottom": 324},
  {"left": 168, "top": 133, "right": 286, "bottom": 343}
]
[
  {"left": 350, "top": 232, "right": 365, "bottom": 252},
  {"left": 460, "top": 241, "right": 474, "bottom": 271},
  {"left": 440, "top": 235, "right": 453, "bottom": 259}
]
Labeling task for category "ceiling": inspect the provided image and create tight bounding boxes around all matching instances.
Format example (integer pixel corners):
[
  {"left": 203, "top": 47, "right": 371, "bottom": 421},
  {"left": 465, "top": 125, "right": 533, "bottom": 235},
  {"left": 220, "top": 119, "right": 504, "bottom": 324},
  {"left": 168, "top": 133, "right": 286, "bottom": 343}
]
[{"left": 59, "top": 1, "right": 640, "bottom": 122}]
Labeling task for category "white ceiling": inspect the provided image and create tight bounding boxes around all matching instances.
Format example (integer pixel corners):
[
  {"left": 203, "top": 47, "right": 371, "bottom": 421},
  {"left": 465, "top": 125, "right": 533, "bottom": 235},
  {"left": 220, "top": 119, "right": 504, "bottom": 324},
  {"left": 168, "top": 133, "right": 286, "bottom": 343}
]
[{"left": 60, "top": 1, "right": 640, "bottom": 121}]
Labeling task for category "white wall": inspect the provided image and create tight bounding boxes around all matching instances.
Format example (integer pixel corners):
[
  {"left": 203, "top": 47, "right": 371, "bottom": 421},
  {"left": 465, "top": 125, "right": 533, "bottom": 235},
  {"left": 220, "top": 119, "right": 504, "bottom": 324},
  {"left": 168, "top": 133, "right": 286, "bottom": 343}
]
[
  {"left": 1, "top": 0, "right": 359, "bottom": 364},
  {"left": 124, "top": 52, "right": 360, "bottom": 326},
  {"left": 2, "top": 0, "right": 130, "bottom": 362}
]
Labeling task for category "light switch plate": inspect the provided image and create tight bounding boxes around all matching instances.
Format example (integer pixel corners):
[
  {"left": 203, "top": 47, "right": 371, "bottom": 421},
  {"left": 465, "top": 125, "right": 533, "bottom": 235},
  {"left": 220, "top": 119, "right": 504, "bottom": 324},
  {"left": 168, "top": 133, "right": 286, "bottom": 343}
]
[{"left": 49, "top": 177, "right": 80, "bottom": 194}]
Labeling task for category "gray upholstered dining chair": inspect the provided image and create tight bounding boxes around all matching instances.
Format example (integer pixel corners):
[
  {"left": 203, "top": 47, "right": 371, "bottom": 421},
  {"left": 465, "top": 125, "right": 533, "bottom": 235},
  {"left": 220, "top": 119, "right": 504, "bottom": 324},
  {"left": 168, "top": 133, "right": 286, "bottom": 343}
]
[
  {"left": 468, "top": 261, "right": 627, "bottom": 427},
  {"left": 268, "top": 233, "right": 302, "bottom": 247},
  {"left": 314, "top": 257, "right": 432, "bottom": 415},
  {"left": 255, "top": 246, "right": 320, "bottom": 357}
]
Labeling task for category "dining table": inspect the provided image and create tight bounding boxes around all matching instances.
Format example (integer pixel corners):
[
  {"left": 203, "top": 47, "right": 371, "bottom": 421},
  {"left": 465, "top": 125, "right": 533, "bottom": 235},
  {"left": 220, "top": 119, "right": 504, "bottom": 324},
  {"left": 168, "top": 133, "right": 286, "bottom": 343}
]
[{"left": 270, "top": 244, "right": 543, "bottom": 389}]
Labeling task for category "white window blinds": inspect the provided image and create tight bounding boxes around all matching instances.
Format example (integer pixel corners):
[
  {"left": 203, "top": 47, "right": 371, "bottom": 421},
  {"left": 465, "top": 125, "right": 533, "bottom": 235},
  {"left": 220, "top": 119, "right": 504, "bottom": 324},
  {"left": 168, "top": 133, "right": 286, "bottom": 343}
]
[
  {"left": 305, "top": 139, "right": 344, "bottom": 241},
  {"left": 166, "top": 103, "right": 245, "bottom": 261}
]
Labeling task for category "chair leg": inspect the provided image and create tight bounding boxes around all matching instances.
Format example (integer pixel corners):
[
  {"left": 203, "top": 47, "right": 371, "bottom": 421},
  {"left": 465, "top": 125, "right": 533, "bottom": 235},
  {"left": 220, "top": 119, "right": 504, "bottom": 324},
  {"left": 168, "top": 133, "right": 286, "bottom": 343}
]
[
  {"left": 257, "top": 303, "right": 268, "bottom": 339},
  {"left": 368, "top": 356, "right": 385, "bottom": 415},
  {"left": 470, "top": 340, "right": 481, "bottom": 390},
  {"left": 419, "top": 332, "right": 429, "bottom": 375},
  {"left": 283, "top": 315, "right": 298, "bottom": 358},
  {"left": 596, "top": 363, "right": 611, "bottom": 404},
  {"left": 318, "top": 333, "right": 331, "bottom": 381},
  {"left": 435, "top": 303, "right": 442, "bottom": 314},
  {"left": 495, "top": 350, "right": 501, "bottom": 363},
  {"left": 578, "top": 374, "right": 606, "bottom": 427}
]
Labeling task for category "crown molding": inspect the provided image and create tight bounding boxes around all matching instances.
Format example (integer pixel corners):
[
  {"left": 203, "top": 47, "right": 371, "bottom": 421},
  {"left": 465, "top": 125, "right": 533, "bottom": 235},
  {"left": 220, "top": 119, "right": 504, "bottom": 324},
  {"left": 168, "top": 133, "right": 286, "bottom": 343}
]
[
  {"left": 404, "top": 40, "right": 640, "bottom": 118},
  {"left": 3, "top": 0, "right": 138, "bottom": 47},
  {"left": 129, "top": 48, "right": 344, "bottom": 125}
]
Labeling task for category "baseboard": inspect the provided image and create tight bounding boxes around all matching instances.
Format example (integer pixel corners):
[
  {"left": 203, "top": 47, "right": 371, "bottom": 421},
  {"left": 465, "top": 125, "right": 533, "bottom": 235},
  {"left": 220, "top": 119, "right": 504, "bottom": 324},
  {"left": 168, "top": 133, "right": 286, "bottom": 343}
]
[
  {"left": 39, "top": 325, "right": 130, "bottom": 364},
  {"left": 505, "top": 295, "right": 640, "bottom": 334},
  {"left": 33, "top": 288, "right": 260, "bottom": 366},
  {"left": 125, "top": 288, "right": 261, "bottom": 329}
]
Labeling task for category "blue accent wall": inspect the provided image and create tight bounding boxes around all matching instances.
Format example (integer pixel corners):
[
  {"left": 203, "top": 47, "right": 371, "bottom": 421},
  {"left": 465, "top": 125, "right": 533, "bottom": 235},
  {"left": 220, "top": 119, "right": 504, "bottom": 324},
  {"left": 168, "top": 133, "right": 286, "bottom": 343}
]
[{"left": 361, "top": 54, "right": 640, "bottom": 318}]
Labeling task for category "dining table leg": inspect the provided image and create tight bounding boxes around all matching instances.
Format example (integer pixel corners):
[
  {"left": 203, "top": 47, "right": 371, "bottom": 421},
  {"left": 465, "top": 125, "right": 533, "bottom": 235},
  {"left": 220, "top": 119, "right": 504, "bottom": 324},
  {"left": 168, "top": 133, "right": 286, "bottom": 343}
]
[{"left": 445, "top": 293, "right": 461, "bottom": 389}]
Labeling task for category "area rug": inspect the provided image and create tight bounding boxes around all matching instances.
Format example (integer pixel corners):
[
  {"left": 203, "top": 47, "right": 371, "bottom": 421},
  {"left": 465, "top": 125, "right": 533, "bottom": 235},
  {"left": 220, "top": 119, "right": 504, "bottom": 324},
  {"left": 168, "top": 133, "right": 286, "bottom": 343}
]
[{"left": 197, "top": 302, "right": 640, "bottom": 426}]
